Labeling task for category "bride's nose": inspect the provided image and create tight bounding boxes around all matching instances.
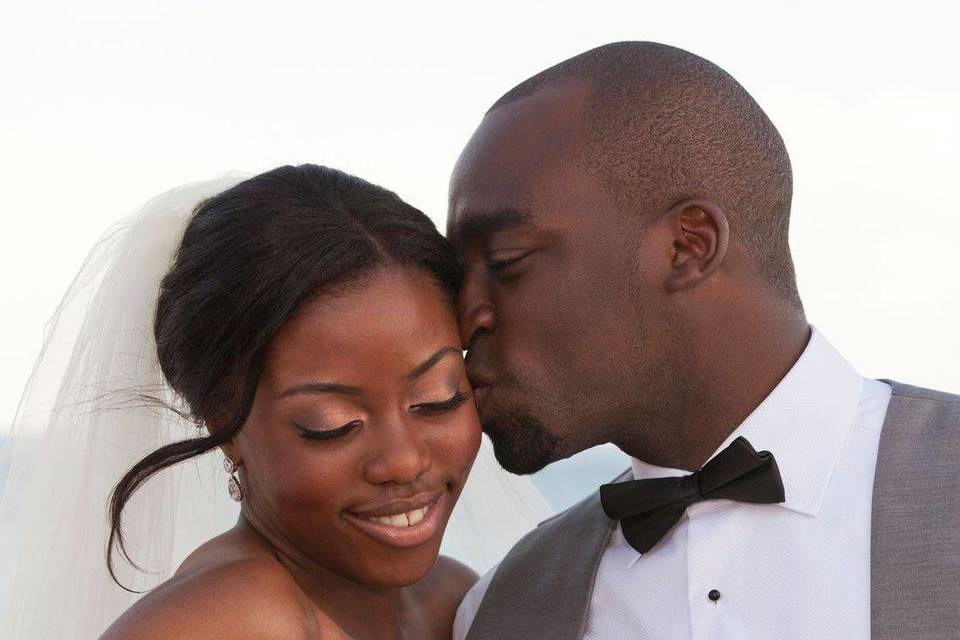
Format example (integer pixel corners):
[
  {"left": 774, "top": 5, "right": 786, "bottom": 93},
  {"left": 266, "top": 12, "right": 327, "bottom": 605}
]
[{"left": 361, "top": 418, "right": 432, "bottom": 485}]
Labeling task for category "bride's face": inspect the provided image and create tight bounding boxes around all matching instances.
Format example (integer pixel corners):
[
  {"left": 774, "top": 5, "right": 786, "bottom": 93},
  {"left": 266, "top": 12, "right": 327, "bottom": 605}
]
[{"left": 230, "top": 266, "right": 481, "bottom": 587}]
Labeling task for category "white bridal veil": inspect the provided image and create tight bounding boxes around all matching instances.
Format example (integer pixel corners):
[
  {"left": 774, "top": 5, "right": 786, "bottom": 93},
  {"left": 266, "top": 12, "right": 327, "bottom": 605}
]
[{"left": 0, "top": 176, "right": 553, "bottom": 638}]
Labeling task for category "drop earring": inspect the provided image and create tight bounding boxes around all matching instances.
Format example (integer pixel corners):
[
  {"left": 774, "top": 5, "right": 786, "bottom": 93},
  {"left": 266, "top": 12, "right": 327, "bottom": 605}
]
[{"left": 223, "top": 457, "right": 243, "bottom": 502}]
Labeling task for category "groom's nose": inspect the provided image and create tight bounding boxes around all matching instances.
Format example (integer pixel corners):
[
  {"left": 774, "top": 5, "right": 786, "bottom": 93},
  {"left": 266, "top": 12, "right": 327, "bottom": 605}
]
[{"left": 458, "top": 270, "right": 496, "bottom": 349}]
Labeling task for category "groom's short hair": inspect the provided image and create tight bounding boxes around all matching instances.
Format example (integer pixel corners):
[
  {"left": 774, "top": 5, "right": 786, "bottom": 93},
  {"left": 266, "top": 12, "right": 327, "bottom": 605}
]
[{"left": 489, "top": 41, "right": 799, "bottom": 307}]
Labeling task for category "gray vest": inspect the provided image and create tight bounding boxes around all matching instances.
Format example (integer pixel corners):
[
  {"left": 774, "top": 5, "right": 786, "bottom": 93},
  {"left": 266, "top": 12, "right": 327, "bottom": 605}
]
[{"left": 466, "top": 382, "right": 960, "bottom": 640}]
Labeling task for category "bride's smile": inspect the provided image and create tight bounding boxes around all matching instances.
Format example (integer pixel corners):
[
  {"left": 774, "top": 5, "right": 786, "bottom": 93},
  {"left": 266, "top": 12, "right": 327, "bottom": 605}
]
[{"left": 344, "top": 488, "right": 447, "bottom": 547}]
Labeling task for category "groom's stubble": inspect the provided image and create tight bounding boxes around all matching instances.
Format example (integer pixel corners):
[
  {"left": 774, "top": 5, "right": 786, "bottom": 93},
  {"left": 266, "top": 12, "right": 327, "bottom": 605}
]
[
  {"left": 476, "top": 296, "right": 679, "bottom": 476},
  {"left": 482, "top": 408, "right": 559, "bottom": 475}
]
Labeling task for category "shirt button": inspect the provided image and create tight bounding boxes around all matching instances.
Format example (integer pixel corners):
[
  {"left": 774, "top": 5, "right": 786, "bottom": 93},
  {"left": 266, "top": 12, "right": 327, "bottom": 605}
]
[{"left": 708, "top": 589, "right": 721, "bottom": 602}]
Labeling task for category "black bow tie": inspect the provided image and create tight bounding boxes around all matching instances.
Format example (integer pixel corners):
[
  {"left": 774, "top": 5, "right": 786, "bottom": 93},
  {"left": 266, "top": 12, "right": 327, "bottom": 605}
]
[{"left": 600, "top": 437, "right": 785, "bottom": 554}]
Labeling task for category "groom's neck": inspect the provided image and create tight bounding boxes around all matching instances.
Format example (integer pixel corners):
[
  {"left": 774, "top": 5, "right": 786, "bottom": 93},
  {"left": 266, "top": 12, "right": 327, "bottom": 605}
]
[{"left": 616, "top": 299, "right": 810, "bottom": 472}]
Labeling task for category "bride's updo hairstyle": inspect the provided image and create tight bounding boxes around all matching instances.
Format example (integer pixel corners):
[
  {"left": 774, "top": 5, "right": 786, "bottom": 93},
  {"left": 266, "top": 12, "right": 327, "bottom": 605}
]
[{"left": 107, "top": 164, "right": 462, "bottom": 583}]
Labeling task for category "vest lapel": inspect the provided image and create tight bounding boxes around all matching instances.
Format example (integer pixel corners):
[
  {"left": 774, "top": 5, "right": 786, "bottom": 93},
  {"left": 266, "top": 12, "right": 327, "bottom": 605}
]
[
  {"left": 466, "top": 472, "right": 627, "bottom": 640},
  {"left": 871, "top": 380, "right": 960, "bottom": 639}
]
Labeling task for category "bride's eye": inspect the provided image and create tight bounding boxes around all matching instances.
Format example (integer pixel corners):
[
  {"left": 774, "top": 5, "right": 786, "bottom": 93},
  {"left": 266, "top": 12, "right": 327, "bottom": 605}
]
[
  {"left": 294, "top": 420, "right": 362, "bottom": 441},
  {"left": 410, "top": 390, "right": 471, "bottom": 415}
]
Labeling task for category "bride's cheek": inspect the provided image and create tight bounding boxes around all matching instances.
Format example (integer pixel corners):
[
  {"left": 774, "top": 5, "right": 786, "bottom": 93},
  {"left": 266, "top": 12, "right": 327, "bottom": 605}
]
[
  {"left": 263, "top": 456, "right": 343, "bottom": 514},
  {"left": 440, "top": 414, "right": 483, "bottom": 485}
]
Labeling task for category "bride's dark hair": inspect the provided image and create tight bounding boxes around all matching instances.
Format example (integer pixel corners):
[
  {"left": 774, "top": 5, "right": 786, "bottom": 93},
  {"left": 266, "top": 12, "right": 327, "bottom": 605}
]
[{"left": 107, "top": 164, "right": 462, "bottom": 586}]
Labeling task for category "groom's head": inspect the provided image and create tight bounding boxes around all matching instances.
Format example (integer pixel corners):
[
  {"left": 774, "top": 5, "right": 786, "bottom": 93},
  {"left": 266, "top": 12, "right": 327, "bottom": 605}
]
[{"left": 448, "top": 42, "right": 800, "bottom": 474}]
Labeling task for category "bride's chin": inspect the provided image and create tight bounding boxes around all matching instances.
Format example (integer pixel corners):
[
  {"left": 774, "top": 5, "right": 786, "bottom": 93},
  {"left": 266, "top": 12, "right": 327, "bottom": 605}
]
[
  {"left": 348, "top": 539, "right": 447, "bottom": 588},
  {"left": 342, "top": 492, "right": 457, "bottom": 586}
]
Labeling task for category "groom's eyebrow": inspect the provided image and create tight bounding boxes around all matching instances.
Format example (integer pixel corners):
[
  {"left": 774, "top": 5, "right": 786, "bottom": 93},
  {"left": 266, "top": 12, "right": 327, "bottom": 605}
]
[{"left": 452, "top": 208, "right": 533, "bottom": 246}]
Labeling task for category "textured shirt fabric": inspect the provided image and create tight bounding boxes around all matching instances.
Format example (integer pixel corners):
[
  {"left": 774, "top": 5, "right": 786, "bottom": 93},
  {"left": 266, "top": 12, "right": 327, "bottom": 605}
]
[{"left": 454, "top": 330, "right": 892, "bottom": 640}]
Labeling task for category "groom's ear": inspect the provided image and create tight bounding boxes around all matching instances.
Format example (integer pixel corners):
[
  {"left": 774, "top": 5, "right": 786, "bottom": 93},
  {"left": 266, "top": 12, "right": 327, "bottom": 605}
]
[{"left": 664, "top": 198, "right": 729, "bottom": 293}]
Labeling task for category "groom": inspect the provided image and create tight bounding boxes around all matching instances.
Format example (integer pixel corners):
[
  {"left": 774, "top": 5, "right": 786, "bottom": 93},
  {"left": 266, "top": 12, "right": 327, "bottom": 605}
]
[{"left": 448, "top": 42, "right": 959, "bottom": 639}]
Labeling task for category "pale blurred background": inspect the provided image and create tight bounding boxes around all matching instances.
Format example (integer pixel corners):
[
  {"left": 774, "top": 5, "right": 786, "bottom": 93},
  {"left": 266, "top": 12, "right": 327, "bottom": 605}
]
[{"left": 1, "top": 0, "right": 958, "bottom": 610}]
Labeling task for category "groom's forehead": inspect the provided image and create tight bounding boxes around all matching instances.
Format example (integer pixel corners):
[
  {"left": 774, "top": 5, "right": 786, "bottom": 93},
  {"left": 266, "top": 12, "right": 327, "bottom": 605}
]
[
  {"left": 454, "top": 86, "right": 587, "bottom": 175},
  {"left": 449, "top": 83, "right": 589, "bottom": 199},
  {"left": 447, "top": 162, "right": 613, "bottom": 250},
  {"left": 447, "top": 147, "right": 548, "bottom": 244},
  {"left": 448, "top": 83, "right": 598, "bottom": 245},
  {"left": 447, "top": 206, "right": 536, "bottom": 248}
]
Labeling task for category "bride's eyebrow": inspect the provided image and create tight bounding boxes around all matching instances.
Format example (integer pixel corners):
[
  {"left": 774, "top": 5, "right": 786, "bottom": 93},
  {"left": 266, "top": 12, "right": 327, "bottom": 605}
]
[
  {"left": 406, "top": 347, "right": 462, "bottom": 381},
  {"left": 279, "top": 382, "right": 363, "bottom": 398},
  {"left": 277, "top": 348, "right": 460, "bottom": 398}
]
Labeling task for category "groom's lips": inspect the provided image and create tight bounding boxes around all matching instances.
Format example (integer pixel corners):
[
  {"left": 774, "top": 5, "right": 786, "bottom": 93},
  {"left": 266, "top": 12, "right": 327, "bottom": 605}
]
[
  {"left": 343, "top": 491, "right": 447, "bottom": 548},
  {"left": 466, "top": 364, "right": 495, "bottom": 412},
  {"left": 464, "top": 347, "right": 493, "bottom": 384},
  {"left": 473, "top": 385, "right": 492, "bottom": 413}
]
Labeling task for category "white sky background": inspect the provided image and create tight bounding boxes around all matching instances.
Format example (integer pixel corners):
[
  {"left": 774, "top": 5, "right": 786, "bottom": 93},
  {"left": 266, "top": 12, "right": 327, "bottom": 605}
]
[{"left": 1, "top": 0, "right": 958, "bottom": 423}]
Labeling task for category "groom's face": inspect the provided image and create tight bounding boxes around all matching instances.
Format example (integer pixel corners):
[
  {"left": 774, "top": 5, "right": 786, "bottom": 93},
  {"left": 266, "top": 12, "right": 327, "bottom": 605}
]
[{"left": 448, "top": 82, "right": 663, "bottom": 473}]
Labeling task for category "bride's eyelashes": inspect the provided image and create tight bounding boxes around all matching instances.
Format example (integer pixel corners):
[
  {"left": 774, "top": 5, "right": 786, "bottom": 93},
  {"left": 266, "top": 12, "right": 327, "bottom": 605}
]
[
  {"left": 410, "top": 389, "right": 471, "bottom": 415},
  {"left": 293, "top": 390, "right": 471, "bottom": 441},
  {"left": 295, "top": 420, "right": 362, "bottom": 441}
]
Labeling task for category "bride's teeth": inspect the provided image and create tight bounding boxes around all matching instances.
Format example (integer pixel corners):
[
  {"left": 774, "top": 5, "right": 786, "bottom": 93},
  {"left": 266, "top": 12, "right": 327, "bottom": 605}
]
[
  {"left": 364, "top": 505, "right": 432, "bottom": 527},
  {"left": 407, "top": 507, "right": 425, "bottom": 526}
]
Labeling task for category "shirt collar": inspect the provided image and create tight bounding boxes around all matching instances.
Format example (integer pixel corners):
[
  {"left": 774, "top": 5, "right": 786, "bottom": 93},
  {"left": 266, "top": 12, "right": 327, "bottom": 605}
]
[{"left": 629, "top": 328, "right": 863, "bottom": 518}]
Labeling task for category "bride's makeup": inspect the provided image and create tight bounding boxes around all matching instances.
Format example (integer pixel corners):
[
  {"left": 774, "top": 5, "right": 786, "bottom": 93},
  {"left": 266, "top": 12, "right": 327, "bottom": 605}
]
[
  {"left": 235, "top": 266, "right": 481, "bottom": 589},
  {"left": 295, "top": 420, "right": 362, "bottom": 441},
  {"left": 410, "top": 389, "right": 471, "bottom": 414}
]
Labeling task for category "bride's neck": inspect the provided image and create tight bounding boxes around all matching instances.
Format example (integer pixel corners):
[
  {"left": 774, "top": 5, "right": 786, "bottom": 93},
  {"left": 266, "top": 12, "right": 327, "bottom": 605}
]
[{"left": 236, "top": 515, "right": 409, "bottom": 639}]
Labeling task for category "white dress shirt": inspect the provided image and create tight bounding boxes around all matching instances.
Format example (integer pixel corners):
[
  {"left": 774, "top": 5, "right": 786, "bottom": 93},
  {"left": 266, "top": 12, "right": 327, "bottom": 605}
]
[{"left": 454, "top": 329, "right": 892, "bottom": 639}]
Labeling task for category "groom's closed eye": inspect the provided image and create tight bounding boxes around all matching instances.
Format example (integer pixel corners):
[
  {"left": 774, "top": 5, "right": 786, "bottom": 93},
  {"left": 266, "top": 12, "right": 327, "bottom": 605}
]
[{"left": 486, "top": 249, "right": 537, "bottom": 279}]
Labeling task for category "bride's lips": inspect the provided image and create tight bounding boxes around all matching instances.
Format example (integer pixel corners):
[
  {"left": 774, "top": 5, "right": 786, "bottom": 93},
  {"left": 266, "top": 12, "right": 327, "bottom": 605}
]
[{"left": 343, "top": 491, "right": 447, "bottom": 548}]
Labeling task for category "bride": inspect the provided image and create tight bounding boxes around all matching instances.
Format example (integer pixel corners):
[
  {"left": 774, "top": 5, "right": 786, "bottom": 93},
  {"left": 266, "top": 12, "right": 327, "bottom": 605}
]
[{"left": 0, "top": 165, "right": 553, "bottom": 638}]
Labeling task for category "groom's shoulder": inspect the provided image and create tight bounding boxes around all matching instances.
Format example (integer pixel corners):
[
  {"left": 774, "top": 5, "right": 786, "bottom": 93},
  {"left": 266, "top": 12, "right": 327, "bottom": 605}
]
[
  {"left": 537, "top": 467, "right": 632, "bottom": 527},
  {"left": 885, "top": 379, "right": 960, "bottom": 406},
  {"left": 453, "top": 471, "right": 630, "bottom": 640},
  {"left": 511, "top": 467, "right": 631, "bottom": 547},
  {"left": 881, "top": 379, "right": 960, "bottom": 435}
]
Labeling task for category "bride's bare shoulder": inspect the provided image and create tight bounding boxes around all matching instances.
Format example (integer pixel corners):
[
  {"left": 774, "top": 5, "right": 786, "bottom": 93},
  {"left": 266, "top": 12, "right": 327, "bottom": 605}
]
[
  {"left": 409, "top": 555, "right": 479, "bottom": 638},
  {"left": 101, "top": 536, "right": 318, "bottom": 639}
]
